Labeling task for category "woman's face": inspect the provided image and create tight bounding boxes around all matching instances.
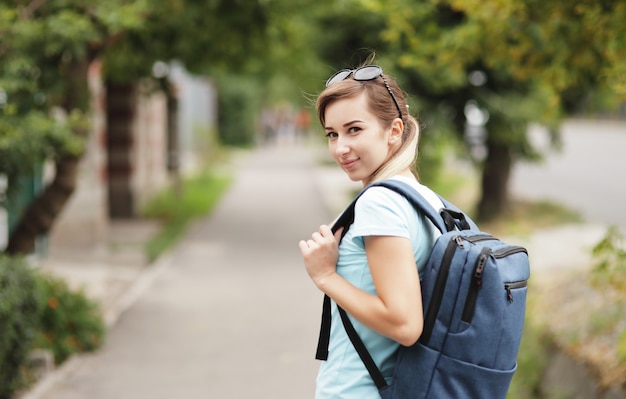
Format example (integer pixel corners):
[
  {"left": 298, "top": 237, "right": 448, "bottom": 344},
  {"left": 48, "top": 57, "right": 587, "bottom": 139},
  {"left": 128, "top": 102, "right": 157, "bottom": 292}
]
[{"left": 324, "top": 93, "right": 395, "bottom": 183}]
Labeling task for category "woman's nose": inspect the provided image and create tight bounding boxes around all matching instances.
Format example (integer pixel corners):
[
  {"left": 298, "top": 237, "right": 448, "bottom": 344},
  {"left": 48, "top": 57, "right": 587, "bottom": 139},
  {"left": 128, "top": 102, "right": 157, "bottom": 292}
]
[{"left": 333, "top": 137, "right": 350, "bottom": 156}]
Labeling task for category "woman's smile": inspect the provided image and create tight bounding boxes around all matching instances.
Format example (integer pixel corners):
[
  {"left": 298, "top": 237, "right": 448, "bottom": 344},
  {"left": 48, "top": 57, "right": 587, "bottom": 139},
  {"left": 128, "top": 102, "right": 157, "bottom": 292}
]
[{"left": 340, "top": 158, "right": 359, "bottom": 169}]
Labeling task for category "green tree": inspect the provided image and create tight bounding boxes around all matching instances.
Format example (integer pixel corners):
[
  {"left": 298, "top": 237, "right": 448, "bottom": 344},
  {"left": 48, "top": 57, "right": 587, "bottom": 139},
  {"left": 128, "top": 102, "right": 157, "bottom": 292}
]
[
  {"left": 380, "top": 0, "right": 626, "bottom": 220},
  {"left": 0, "top": 1, "right": 148, "bottom": 254},
  {"left": 0, "top": 0, "right": 287, "bottom": 253},
  {"left": 310, "top": 0, "right": 625, "bottom": 220},
  {"left": 100, "top": 0, "right": 274, "bottom": 215},
  {"left": 99, "top": 0, "right": 327, "bottom": 190}
]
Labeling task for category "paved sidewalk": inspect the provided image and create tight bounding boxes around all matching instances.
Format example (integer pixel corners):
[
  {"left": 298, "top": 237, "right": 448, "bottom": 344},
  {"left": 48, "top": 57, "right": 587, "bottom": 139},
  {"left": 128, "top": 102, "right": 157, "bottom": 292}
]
[
  {"left": 19, "top": 143, "right": 610, "bottom": 399},
  {"left": 22, "top": 143, "right": 360, "bottom": 399}
]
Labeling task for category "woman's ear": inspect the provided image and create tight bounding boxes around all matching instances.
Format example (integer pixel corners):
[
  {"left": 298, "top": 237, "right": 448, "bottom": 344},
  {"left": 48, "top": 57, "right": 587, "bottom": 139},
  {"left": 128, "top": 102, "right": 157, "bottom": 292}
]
[{"left": 388, "top": 118, "right": 404, "bottom": 145}]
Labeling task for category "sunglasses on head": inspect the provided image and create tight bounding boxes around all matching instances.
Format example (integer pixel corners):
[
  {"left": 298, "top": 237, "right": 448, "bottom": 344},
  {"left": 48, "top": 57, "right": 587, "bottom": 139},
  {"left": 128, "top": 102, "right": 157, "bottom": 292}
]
[{"left": 325, "top": 65, "right": 403, "bottom": 120}]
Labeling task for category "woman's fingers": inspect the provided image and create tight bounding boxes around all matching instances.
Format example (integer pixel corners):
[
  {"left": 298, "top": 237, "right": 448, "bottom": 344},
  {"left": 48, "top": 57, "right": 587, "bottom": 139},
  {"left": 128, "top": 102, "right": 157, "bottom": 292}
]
[
  {"left": 299, "top": 224, "right": 340, "bottom": 256},
  {"left": 333, "top": 226, "right": 344, "bottom": 241}
]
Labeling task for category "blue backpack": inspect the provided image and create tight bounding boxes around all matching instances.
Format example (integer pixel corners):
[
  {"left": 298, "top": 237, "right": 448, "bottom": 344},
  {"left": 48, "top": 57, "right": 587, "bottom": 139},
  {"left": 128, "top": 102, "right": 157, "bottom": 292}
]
[{"left": 315, "top": 179, "right": 530, "bottom": 399}]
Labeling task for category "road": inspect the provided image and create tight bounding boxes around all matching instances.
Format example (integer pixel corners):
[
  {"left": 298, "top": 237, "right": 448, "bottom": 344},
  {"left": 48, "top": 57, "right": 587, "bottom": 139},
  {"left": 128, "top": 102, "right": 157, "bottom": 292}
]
[{"left": 510, "top": 118, "right": 626, "bottom": 232}]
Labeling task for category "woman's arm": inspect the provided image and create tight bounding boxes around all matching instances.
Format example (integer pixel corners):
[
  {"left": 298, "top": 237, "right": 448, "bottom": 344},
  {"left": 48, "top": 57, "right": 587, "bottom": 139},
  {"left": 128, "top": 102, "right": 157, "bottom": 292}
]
[{"left": 299, "top": 226, "right": 423, "bottom": 346}]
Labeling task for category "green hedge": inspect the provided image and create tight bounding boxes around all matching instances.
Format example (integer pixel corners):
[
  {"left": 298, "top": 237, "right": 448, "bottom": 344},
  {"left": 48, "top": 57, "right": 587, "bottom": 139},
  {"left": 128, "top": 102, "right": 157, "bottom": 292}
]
[
  {"left": 0, "top": 256, "right": 106, "bottom": 398},
  {"left": 0, "top": 256, "right": 41, "bottom": 399},
  {"left": 215, "top": 74, "right": 262, "bottom": 147},
  {"left": 34, "top": 273, "right": 105, "bottom": 365}
]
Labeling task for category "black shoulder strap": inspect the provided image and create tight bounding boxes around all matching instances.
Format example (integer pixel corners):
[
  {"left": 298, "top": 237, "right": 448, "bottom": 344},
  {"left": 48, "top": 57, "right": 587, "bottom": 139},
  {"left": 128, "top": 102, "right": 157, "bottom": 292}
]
[
  {"left": 338, "top": 307, "right": 388, "bottom": 390},
  {"left": 315, "top": 294, "right": 331, "bottom": 360},
  {"left": 314, "top": 190, "right": 362, "bottom": 361},
  {"left": 314, "top": 179, "right": 475, "bottom": 385}
]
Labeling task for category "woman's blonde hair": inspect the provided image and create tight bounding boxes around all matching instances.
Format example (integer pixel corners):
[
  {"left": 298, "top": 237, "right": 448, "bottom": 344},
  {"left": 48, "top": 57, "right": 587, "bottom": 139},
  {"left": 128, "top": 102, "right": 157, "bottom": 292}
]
[{"left": 316, "top": 66, "right": 420, "bottom": 185}]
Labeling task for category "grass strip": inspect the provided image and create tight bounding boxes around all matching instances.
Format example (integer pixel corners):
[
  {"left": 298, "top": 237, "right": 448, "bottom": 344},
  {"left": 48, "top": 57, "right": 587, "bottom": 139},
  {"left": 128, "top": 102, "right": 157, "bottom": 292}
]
[{"left": 142, "top": 172, "right": 232, "bottom": 262}]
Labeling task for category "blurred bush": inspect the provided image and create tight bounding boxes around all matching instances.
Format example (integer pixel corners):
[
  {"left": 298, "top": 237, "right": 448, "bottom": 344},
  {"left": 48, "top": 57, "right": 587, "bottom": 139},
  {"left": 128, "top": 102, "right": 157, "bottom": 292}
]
[
  {"left": 591, "top": 226, "right": 626, "bottom": 365},
  {"left": 215, "top": 74, "right": 262, "bottom": 147},
  {"left": 506, "top": 317, "right": 554, "bottom": 399},
  {"left": 591, "top": 226, "right": 626, "bottom": 293},
  {"left": 0, "top": 255, "right": 41, "bottom": 399},
  {"left": 34, "top": 273, "right": 105, "bottom": 365},
  {"left": 0, "top": 257, "right": 106, "bottom": 398}
]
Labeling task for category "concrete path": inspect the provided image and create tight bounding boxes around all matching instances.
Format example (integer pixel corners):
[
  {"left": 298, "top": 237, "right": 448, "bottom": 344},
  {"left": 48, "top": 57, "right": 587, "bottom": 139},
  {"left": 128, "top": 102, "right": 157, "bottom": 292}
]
[{"left": 24, "top": 144, "right": 355, "bottom": 399}]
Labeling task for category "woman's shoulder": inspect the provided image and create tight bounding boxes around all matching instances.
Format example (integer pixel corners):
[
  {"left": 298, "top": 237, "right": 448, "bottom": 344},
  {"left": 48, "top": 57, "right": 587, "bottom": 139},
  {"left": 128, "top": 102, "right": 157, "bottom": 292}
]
[
  {"left": 356, "top": 183, "right": 408, "bottom": 210},
  {"left": 355, "top": 181, "right": 417, "bottom": 221},
  {"left": 359, "top": 177, "right": 441, "bottom": 207},
  {"left": 386, "top": 176, "right": 445, "bottom": 212}
]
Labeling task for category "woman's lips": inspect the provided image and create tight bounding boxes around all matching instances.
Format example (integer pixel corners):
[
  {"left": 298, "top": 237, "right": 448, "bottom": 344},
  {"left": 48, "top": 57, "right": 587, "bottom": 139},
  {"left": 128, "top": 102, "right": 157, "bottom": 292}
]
[{"left": 341, "top": 159, "right": 358, "bottom": 169}]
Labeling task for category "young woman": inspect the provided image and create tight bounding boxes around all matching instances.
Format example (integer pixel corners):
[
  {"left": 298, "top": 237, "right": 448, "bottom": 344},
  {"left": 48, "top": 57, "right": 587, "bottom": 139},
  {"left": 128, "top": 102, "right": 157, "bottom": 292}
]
[{"left": 298, "top": 64, "right": 444, "bottom": 398}]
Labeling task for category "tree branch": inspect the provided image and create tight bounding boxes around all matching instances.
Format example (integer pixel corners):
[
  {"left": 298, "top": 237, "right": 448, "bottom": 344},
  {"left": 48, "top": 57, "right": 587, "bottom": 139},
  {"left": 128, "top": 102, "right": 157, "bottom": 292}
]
[{"left": 19, "top": 0, "right": 48, "bottom": 20}]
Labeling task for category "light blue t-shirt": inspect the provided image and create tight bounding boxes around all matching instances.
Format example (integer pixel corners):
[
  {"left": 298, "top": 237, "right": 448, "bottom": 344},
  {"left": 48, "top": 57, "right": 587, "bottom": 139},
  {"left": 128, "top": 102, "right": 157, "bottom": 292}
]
[{"left": 315, "top": 176, "right": 443, "bottom": 399}]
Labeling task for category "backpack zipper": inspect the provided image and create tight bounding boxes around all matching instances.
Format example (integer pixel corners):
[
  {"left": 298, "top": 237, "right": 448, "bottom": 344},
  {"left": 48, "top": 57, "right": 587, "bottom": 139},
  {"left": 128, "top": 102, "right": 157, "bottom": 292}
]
[
  {"left": 462, "top": 234, "right": 495, "bottom": 244},
  {"left": 461, "top": 247, "right": 491, "bottom": 323},
  {"left": 420, "top": 238, "right": 458, "bottom": 345},
  {"left": 504, "top": 280, "right": 528, "bottom": 303},
  {"left": 493, "top": 246, "right": 528, "bottom": 257},
  {"left": 459, "top": 240, "right": 527, "bottom": 320},
  {"left": 422, "top": 236, "right": 529, "bottom": 335},
  {"left": 493, "top": 246, "right": 528, "bottom": 303},
  {"left": 463, "top": 235, "right": 527, "bottom": 258}
]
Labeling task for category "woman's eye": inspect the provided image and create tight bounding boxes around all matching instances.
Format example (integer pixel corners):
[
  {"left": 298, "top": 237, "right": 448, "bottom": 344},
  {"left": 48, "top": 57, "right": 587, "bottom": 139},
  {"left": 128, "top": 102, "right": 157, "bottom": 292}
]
[
  {"left": 325, "top": 132, "right": 338, "bottom": 139},
  {"left": 348, "top": 126, "right": 361, "bottom": 133}
]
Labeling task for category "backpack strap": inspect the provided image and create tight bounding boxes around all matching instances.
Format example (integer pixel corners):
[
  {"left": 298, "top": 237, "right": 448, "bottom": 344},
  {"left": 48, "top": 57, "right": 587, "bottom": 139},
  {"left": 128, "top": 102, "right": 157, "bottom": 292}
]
[
  {"left": 371, "top": 179, "right": 478, "bottom": 233},
  {"left": 314, "top": 179, "right": 476, "bottom": 382},
  {"left": 315, "top": 294, "right": 332, "bottom": 360},
  {"left": 338, "top": 307, "right": 388, "bottom": 390},
  {"left": 315, "top": 192, "right": 362, "bottom": 361}
]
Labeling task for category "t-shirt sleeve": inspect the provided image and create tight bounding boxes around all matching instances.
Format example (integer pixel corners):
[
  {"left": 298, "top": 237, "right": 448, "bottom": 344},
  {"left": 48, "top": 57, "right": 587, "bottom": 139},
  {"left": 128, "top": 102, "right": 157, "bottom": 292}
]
[{"left": 349, "top": 186, "right": 413, "bottom": 239}]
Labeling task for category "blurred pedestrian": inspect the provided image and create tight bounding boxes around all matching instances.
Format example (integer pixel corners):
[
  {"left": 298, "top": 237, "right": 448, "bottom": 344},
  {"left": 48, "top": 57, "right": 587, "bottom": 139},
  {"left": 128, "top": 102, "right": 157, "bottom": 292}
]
[
  {"left": 298, "top": 62, "right": 443, "bottom": 398},
  {"left": 294, "top": 107, "right": 312, "bottom": 142}
]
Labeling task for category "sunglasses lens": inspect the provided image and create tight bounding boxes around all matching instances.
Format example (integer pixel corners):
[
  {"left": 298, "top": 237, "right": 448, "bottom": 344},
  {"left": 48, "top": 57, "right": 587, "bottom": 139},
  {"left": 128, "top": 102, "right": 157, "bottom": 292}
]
[
  {"left": 325, "top": 66, "right": 384, "bottom": 86},
  {"left": 324, "top": 65, "right": 402, "bottom": 119},
  {"left": 353, "top": 66, "right": 382, "bottom": 81},
  {"left": 326, "top": 70, "right": 352, "bottom": 87}
]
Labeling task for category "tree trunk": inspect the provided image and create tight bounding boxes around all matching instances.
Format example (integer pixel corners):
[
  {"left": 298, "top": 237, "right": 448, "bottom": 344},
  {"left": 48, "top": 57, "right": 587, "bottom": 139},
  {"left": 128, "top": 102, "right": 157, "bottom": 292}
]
[
  {"left": 106, "top": 82, "right": 137, "bottom": 218},
  {"left": 477, "top": 133, "right": 513, "bottom": 222},
  {"left": 6, "top": 58, "right": 91, "bottom": 255},
  {"left": 166, "top": 81, "right": 182, "bottom": 198},
  {"left": 6, "top": 157, "right": 80, "bottom": 254}
]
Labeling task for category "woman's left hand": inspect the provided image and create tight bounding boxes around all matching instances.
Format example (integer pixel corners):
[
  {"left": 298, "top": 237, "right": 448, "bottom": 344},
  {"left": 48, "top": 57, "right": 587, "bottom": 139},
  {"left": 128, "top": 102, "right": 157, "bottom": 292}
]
[{"left": 298, "top": 225, "right": 343, "bottom": 287}]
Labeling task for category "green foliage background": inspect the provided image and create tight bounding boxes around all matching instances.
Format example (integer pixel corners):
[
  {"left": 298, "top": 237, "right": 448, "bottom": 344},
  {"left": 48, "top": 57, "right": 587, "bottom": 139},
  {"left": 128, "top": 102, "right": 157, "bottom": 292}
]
[
  {"left": 215, "top": 74, "right": 263, "bottom": 147},
  {"left": 0, "top": 256, "right": 106, "bottom": 398},
  {"left": 0, "top": 256, "right": 40, "bottom": 398},
  {"left": 34, "top": 273, "right": 105, "bottom": 365}
]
